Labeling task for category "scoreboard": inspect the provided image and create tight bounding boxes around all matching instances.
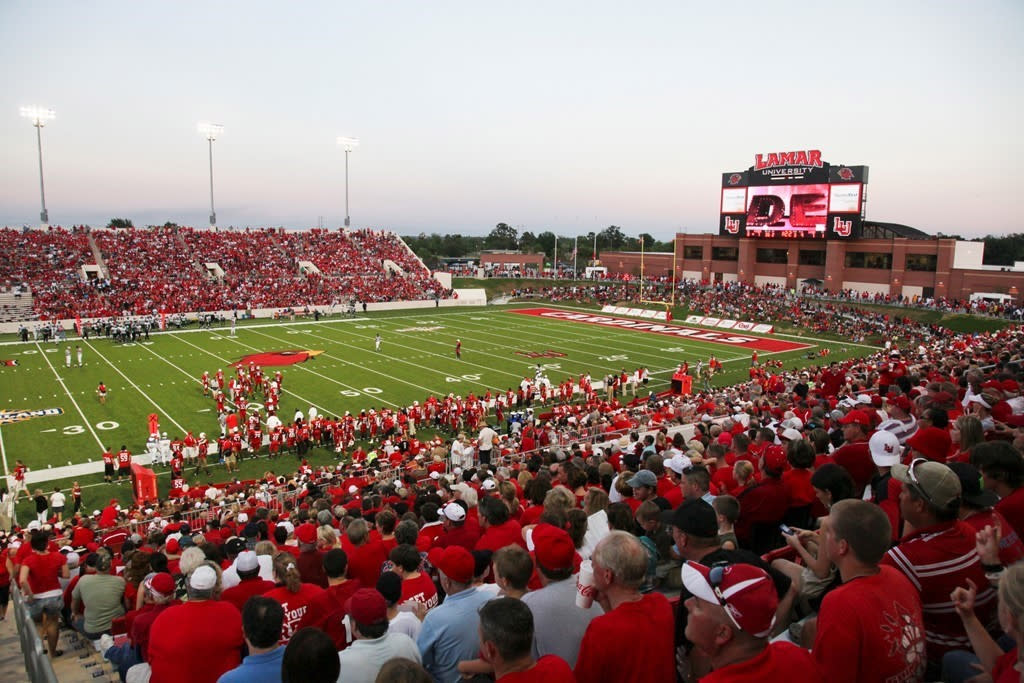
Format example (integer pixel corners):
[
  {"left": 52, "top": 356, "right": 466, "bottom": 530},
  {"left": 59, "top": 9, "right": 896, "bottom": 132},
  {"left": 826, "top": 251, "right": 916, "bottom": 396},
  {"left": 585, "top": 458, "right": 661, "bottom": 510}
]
[{"left": 719, "top": 150, "right": 868, "bottom": 240}]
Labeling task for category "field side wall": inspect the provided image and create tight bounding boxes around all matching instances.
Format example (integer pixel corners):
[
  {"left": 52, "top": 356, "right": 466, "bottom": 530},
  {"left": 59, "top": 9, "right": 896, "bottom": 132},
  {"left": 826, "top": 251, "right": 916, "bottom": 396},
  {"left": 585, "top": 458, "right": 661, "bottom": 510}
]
[{"left": 0, "top": 289, "right": 487, "bottom": 334}]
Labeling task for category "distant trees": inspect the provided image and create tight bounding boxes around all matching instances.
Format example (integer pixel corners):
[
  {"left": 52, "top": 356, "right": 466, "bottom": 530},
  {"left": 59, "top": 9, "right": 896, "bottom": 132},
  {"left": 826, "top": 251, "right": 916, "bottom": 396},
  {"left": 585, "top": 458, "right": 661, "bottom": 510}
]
[
  {"left": 107, "top": 218, "right": 134, "bottom": 229},
  {"left": 402, "top": 223, "right": 677, "bottom": 268},
  {"left": 977, "top": 233, "right": 1024, "bottom": 266}
]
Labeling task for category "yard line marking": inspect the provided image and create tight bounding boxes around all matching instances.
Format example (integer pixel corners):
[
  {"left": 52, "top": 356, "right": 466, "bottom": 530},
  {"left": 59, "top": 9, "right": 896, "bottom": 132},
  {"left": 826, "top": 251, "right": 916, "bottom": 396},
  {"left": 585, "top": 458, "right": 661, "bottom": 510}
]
[
  {"left": 84, "top": 341, "right": 189, "bottom": 435},
  {"left": 34, "top": 342, "right": 105, "bottom": 450}
]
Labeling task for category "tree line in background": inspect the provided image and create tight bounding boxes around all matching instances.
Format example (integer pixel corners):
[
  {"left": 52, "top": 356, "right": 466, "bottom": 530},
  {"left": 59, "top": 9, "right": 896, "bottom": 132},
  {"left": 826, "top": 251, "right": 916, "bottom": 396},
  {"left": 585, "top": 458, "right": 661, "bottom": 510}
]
[{"left": 402, "top": 223, "right": 674, "bottom": 268}]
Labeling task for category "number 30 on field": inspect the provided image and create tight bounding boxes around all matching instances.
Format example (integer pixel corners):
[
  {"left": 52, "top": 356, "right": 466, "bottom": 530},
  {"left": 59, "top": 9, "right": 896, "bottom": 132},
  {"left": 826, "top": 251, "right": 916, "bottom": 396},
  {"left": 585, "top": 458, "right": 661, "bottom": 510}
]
[{"left": 62, "top": 421, "right": 120, "bottom": 435}]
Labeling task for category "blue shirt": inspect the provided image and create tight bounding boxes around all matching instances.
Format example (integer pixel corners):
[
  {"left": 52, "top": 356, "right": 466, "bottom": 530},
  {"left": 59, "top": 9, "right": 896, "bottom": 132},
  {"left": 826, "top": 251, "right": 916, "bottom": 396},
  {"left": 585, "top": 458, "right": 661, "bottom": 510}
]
[
  {"left": 417, "top": 586, "right": 494, "bottom": 683},
  {"left": 217, "top": 646, "right": 285, "bottom": 683}
]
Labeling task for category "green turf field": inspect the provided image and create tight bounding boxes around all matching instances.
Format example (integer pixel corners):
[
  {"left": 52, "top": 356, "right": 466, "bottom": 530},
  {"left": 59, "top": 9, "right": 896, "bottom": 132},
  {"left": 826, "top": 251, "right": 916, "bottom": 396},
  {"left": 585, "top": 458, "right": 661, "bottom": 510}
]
[{"left": 0, "top": 303, "right": 873, "bottom": 519}]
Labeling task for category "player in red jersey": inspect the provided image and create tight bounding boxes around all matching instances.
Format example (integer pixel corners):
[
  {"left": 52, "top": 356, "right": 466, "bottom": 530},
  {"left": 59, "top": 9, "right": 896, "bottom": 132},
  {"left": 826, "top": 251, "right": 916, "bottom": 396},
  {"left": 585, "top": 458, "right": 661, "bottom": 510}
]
[
  {"left": 201, "top": 371, "right": 210, "bottom": 396},
  {"left": 116, "top": 446, "right": 132, "bottom": 482},
  {"left": 101, "top": 449, "right": 115, "bottom": 483},
  {"left": 96, "top": 382, "right": 107, "bottom": 404},
  {"left": 196, "top": 432, "right": 211, "bottom": 477},
  {"left": 455, "top": 339, "right": 462, "bottom": 359}
]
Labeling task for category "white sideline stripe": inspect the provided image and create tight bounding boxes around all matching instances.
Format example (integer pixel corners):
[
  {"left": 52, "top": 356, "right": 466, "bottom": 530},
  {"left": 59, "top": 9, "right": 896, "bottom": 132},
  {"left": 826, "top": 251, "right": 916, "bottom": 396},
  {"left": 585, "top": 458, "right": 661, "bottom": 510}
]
[
  {"left": 0, "top": 423, "right": 8, "bottom": 479},
  {"left": 34, "top": 341, "right": 105, "bottom": 450},
  {"left": 246, "top": 327, "right": 451, "bottom": 398},
  {"left": 85, "top": 341, "right": 188, "bottom": 435},
  {"left": 172, "top": 332, "right": 346, "bottom": 413}
]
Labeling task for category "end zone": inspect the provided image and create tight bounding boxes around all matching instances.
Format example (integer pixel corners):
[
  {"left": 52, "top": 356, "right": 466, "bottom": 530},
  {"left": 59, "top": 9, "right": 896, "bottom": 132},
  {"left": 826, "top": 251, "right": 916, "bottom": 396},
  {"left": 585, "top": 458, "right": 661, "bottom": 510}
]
[{"left": 509, "top": 308, "right": 812, "bottom": 353}]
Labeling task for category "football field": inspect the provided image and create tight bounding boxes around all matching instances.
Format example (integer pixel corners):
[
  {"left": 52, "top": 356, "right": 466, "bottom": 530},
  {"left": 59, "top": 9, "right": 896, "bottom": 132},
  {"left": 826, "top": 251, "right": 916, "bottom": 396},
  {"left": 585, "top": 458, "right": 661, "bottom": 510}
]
[{"left": 0, "top": 303, "right": 870, "bottom": 517}]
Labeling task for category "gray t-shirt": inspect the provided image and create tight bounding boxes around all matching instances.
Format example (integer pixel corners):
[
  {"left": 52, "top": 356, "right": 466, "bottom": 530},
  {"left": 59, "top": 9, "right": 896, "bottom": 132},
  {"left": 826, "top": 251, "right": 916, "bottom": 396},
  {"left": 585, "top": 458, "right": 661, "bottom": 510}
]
[
  {"left": 337, "top": 630, "right": 420, "bottom": 683},
  {"left": 72, "top": 573, "right": 126, "bottom": 634},
  {"left": 521, "top": 576, "right": 604, "bottom": 668}
]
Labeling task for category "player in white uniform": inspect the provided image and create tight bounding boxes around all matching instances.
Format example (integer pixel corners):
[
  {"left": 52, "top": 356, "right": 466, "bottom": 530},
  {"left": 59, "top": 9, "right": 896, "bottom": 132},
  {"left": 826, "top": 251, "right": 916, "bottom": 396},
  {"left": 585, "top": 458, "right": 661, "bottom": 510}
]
[
  {"left": 157, "top": 432, "right": 172, "bottom": 467},
  {"left": 375, "top": 333, "right": 382, "bottom": 352}
]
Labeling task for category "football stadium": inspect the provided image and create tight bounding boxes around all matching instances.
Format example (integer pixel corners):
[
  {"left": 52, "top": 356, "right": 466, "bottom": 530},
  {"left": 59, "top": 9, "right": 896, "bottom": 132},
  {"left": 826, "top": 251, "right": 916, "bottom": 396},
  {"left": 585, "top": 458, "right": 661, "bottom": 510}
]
[{"left": 2, "top": 3, "right": 1023, "bottom": 683}]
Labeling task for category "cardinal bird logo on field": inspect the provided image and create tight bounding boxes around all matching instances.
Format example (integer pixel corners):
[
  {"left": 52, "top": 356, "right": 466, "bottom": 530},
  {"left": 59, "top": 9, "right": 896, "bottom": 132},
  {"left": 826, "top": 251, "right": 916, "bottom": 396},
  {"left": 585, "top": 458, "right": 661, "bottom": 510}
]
[
  {"left": 231, "top": 350, "right": 324, "bottom": 367},
  {"left": 2, "top": 360, "right": 18, "bottom": 367}
]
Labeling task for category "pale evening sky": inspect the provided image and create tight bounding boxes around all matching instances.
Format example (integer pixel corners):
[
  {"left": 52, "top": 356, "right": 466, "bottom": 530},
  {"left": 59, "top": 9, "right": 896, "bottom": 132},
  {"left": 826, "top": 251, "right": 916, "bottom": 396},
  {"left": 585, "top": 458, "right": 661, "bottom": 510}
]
[{"left": 1, "top": 1, "right": 1021, "bottom": 240}]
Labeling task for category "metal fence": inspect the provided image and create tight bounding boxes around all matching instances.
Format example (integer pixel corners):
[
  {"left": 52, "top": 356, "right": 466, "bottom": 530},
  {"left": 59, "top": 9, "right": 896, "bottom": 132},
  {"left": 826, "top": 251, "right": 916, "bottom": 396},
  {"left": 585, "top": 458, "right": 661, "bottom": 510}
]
[{"left": 12, "top": 588, "right": 59, "bottom": 683}]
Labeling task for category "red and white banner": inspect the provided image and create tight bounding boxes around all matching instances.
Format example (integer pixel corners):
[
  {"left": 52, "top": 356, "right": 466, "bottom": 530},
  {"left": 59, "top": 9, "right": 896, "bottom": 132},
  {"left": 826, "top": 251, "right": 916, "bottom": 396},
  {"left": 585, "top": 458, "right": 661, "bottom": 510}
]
[
  {"left": 685, "top": 315, "right": 774, "bottom": 334},
  {"left": 511, "top": 308, "right": 808, "bottom": 352}
]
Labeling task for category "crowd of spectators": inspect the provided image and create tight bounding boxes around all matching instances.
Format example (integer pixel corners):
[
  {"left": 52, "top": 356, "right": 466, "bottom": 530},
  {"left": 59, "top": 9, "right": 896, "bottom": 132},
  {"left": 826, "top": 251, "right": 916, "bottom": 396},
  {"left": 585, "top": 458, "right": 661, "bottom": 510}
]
[
  {"left": 5, "top": 287, "right": 1024, "bottom": 680},
  {"left": 1, "top": 226, "right": 450, "bottom": 320}
]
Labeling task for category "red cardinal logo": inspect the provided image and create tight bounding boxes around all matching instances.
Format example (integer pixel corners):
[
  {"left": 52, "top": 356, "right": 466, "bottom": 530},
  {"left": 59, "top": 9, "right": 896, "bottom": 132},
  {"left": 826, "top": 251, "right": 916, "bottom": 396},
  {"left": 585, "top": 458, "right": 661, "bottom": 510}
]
[
  {"left": 231, "top": 350, "right": 324, "bottom": 367},
  {"left": 838, "top": 167, "right": 854, "bottom": 181},
  {"left": 728, "top": 173, "right": 742, "bottom": 186}
]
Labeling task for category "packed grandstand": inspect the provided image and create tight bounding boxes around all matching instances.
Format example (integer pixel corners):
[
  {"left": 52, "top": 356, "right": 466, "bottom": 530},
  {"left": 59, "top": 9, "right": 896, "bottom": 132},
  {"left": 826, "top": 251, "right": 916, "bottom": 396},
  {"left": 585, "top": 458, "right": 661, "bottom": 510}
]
[{"left": 2, "top": 225, "right": 1024, "bottom": 683}]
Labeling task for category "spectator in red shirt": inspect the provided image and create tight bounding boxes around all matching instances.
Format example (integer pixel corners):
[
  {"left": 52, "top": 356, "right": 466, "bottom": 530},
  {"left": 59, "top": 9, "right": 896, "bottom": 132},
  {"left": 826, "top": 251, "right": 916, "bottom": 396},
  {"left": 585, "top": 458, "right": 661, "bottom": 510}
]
[
  {"left": 148, "top": 562, "right": 244, "bottom": 683},
  {"left": 477, "top": 597, "right": 576, "bottom": 682},
  {"left": 574, "top": 532, "right": 674, "bottom": 682},
  {"left": 949, "top": 462, "right": 1024, "bottom": 566},
  {"left": 735, "top": 446, "right": 791, "bottom": 554},
  {"left": 19, "top": 531, "right": 69, "bottom": 657},
  {"left": 433, "top": 501, "right": 481, "bottom": 551},
  {"left": 812, "top": 499, "right": 926, "bottom": 683},
  {"left": 389, "top": 544, "right": 438, "bottom": 609},
  {"left": 345, "top": 519, "right": 389, "bottom": 589},
  {"left": 831, "top": 409, "right": 875, "bottom": 493},
  {"left": 883, "top": 458, "right": 999, "bottom": 677},
  {"left": 293, "top": 523, "right": 327, "bottom": 588},
  {"left": 475, "top": 497, "right": 525, "bottom": 553},
  {"left": 973, "top": 441, "right": 1024, "bottom": 539},
  {"left": 221, "top": 551, "right": 275, "bottom": 611},
  {"left": 263, "top": 552, "right": 326, "bottom": 644},
  {"left": 682, "top": 561, "right": 823, "bottom": 683},
  {"left": 295, "top": 548, "right": 361, "bottom": 649}
]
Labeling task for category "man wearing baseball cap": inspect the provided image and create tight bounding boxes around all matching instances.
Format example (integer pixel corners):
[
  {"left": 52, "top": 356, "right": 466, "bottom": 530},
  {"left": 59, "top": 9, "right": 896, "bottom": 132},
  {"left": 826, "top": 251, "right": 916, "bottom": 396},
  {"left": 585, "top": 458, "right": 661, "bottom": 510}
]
[
  {"left": 882, "top": 458, "right": 998, "bottom": 676},
  {"left": 148, "top": 562, "right": 244, "bottom": 683},
  {"left": 812, "top": 500, "right": 925, "bottom": 683},
  {"left": 866, "top": 430, "right": 904, "bottom": 543},
  {"left": 337, "top": 587, "right": 421, "bottom": 682},
  {"left": 521, "top": 524, "right": 602, "bottom": 669},
  {"left": 418, "top": 545, "right": 493, "bottom": 682},
  {"left": 878, "top": 394, "right": 918, "bottom": 445},
  {"left": 831, "top": 409, "right": 875, "bottom": 492},
  {"left": 433, "top": 500, "right": 481, "bottom": 551},
  {"left": 682, "top": 561, "right": 822, "bottom": 681}
]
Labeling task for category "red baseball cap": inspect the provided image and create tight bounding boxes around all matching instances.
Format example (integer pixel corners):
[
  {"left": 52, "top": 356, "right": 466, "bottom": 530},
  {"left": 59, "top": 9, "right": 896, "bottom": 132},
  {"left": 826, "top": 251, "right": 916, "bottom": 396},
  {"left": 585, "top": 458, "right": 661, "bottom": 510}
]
[
  {"left": 427, "top": 546, "right": 475, "bottom": 584},
  {"left": 887, "top": 395, "right": 912, "bottom": 412},
  {"left": 532, "top": 523, "right": 575, "bottom": 571},
  {"left": 295, "top": 523, "right": 317, "bottom": 545},
  {"left": 1002, "top": 379, "right": 1020, "bottom": 393},
  {"left": 839, "top": 410, "right": 872, "bottom": 428},
  {"left": 144, "top": 572, "right": 175, "bottom": 598},
  {"left": 762, "top": 445, "right": 788, "bottom": 472},
  {"left": 682, "top": 562, "right": 778, "bottom": 638},
  {"left": 906, "top": 426, "right": 952, "bottom": 462},
  {"left": 165, "top": 538, "right": 180, "bottom": 554},
  {"left": 345, "top": 588, "right": 387, "bottom": 625}
]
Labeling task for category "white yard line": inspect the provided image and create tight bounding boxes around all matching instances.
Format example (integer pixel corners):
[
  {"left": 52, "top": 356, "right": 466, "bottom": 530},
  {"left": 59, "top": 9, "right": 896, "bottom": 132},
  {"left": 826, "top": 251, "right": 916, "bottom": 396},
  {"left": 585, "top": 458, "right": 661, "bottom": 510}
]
[
  {"left": 34, "top": 342, "right": 106, "bottom": 450},
  {"left": 84, "top": 340, "right": 188, "bottom": 434}
]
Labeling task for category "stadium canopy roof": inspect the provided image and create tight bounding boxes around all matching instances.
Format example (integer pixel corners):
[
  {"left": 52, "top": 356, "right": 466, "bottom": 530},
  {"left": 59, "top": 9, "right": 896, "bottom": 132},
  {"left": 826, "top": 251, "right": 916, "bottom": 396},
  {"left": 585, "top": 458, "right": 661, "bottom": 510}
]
[{"left": 861, "top": 221, "right": 931, "bottom": 239}]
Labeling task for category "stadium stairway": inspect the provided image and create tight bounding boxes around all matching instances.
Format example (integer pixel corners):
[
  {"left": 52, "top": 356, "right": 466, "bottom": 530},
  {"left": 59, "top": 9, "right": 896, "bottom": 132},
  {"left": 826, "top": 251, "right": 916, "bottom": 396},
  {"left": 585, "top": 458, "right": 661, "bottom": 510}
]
[
  {"left": 0, "top": 289, "right": 35, "bottom": 323},
  {"left": 0, "top": 606, "right": 119, "bottom": 683},
  {"left": 85, "top": 232, "right": 109, "bottom": 280}
]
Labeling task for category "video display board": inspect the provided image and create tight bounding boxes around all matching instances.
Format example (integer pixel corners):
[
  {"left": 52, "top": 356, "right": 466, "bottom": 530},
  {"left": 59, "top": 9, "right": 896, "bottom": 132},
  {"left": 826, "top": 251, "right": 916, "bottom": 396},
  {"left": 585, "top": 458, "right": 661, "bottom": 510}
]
[{"left": 719, "top": 151, "right": 868, "bottom": 239}]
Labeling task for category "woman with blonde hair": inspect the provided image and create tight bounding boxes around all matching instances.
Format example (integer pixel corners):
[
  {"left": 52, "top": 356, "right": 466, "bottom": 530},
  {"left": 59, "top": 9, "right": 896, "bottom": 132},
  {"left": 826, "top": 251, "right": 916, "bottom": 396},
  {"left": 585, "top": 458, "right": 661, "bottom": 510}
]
[
  {"left": 949, "top": 414, "right": 985, "bottom": 464},
  {"left": 263, "top": 552, "right": 326, "bottom": 643},
  {"left": 498, "top": 481, "right": 522, "bottom": 521}
]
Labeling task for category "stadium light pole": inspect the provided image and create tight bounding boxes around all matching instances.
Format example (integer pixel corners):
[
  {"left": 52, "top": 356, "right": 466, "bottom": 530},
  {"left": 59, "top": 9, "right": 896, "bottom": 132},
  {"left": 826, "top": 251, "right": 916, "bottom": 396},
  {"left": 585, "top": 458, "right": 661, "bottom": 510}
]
[
  {"left": 198, "top": 122, "right": 223, "bottom": 227},
  {"left": 20, "top": 106, "right": 55, "bottom": 226},
  {"left": 337, "top": 136, "right": 359, "bottom": 228}
]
